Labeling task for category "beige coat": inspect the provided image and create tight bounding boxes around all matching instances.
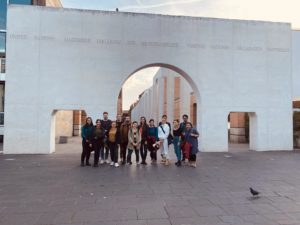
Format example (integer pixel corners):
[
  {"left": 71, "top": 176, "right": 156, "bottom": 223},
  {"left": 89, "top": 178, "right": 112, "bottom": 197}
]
[{"left": 127, "top": 128, "right": 141, "bottom": 150}]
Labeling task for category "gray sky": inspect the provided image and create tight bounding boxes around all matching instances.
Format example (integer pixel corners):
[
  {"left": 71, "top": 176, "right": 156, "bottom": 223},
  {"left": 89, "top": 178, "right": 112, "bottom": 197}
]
[{"left": 61, "top": 0, "right": 300, "bottom": 109}]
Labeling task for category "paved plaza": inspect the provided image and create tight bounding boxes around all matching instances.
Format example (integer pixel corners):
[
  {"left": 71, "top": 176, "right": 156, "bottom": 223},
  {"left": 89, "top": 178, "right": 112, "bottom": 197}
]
[{"left": 1, "top": 138, "right": 300, "bottom": 225}]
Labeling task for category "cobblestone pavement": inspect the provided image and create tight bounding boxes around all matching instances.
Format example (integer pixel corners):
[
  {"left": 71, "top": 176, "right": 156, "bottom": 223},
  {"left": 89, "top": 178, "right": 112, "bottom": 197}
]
[{"left": 1, "top": 137, "right": 300, "bottom": 225}]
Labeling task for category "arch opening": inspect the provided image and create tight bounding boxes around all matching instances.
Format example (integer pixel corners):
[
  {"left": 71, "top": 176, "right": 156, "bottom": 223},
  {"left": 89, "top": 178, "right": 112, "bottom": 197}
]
[
  {"left": 50, "top": 109, "right": 87, "bottom": 154},
  {"left": 119, "top": 63, "right": 200, "bottom": 129},
  {"left": 228, "top": 112, "right": 257, "bottom": 152}
]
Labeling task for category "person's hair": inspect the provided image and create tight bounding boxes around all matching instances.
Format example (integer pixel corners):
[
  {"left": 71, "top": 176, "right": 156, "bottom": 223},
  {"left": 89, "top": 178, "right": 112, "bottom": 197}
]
[
  {"left": 162, "top": 115, "right": 167, "bottom": 118},
  {"left": 149, "top": 119, "right": 154, "bottom": 123},
  {"left": 85, "top": 117, "right": 93, "bottom": 126},
  {"left": 140, "top": 116, "right": 147, "bottom": 125},
  {"left": 95, "top": 119, "right": 101, "bottom": 124},
  {"left": 182, "top": 114, "right": 188, "bottom": 119},
  {"left": 103, "top": 112, "right": 108, "bottom": 115},
  {"left": 173, "top": 119, "right": 180, "bottom": 123},
  {"left": 186, "top": 122, "right": 193, "bottom": 127},
  {"left": 132, "top": 121, "right": 138, "bottom": 126}
]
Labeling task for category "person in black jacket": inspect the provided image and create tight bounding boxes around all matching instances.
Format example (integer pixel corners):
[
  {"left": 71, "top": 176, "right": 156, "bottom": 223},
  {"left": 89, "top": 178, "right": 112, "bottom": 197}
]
[
  {"left": 92, "top": 119, "right": 106, "bottom": 167},
  {"left": 107, "top": 121, "right": 121, "bottom": 167},
  {"left": 139, "top": 116, "right": 149, "bottom": 165},
  {"left": 100, "top": 112, "right": 112, "bottom": 164},
  {"left": 81, "top": 117, "right": 93, "bottom": 167}
]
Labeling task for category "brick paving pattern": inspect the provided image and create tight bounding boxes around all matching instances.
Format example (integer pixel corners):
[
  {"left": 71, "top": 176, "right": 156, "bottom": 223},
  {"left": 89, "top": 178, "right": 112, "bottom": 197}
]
[{"left": 1, "top": 138, "right": 300, "bottom": 225}]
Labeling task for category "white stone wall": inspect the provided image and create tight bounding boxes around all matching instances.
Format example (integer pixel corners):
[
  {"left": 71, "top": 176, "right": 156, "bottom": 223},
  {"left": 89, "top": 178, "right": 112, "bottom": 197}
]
[
  {"left": 292, "top": 30, "right": 300, "bottom": 100},
  {"left": 4, "top": 5, "right": 293, "bottom": 153}
]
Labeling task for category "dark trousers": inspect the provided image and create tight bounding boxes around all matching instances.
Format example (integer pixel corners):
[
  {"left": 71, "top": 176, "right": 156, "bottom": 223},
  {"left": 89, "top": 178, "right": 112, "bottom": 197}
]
[
  {"left": 150, "top": 149, "right": 157, "bottom": 161},
  {"left": 140, "top": 140, "right": 148, "bottom": 162},
  {"left": 120, "top": 142, "right": 128, "bottom": 163},
  {"left": 108, "top": 142, "right": 119, "bottom": 163},
  {"left": 100, "top": 142, "right": 110, "bottom": 160},
  {"left": 190, "top": 154, "right": 197, "bottom": 162},
  {"left": 147, "top": 137, "right": 157, "bottom": 161},
  {"left": 93, "top": 141, "right": 103, "bottom": 165},
  {"left": 81, "top": 140, "right": 91, "bottom": 164},
  {"left": 127, "top": 148, "right": 139, "bottom": 163}
]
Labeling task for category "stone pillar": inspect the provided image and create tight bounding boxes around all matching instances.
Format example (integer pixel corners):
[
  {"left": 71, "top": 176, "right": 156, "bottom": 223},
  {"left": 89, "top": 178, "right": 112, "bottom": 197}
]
[
  {"left": 73, "top": 110, "right": 82, "bottom": 136},
  {"left": 158, "top": 76, "right": 165, "bottom": 123},
  {"left": 174, "top": 77, "right": 180, "bottom": 120},
  {"left": 167, "top": 76, "right": 174, "bottom": 124},
  {"left": 229, "top": 112, "right": 247, "bottom": 143},
  {"left": 180, "top": 78, "right": 191, "bottom": 118}
]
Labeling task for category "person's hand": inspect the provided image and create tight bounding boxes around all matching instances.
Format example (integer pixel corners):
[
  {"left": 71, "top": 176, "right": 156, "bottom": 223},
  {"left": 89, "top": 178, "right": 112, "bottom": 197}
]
[{"left": 89, "top": 144, "right": 92, "bottom": 147}]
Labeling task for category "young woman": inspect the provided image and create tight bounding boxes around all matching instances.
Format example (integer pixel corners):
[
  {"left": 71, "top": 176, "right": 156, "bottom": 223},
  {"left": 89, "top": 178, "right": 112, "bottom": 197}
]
[
  {"left": 107, "top": 121, "right": 121, "bottom": 167},
  {"left": 173, "top": 119, "right": 183, "bottom": 166},
  {"left": 147, "top": 119, "right": 159, "bottom": 164},
  {"left": 139, "top": 117, "right": 149, "bottom": 165},
  {"left": 81, "top": 117, "right": 93, "bottom": 167},
  {"left": 92, "top": 119, "right": 106, "bottom": 167},
  {"left": 127, "top": 121, "right": 141, "bottom": 165},
  {"left": 183, "top": 122, "right": 199, "bottom": 168}
]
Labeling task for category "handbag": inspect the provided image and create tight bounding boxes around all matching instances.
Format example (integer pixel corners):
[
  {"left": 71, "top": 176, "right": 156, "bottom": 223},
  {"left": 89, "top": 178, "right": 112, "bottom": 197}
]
[{"left": 159, "top": 125, "right": 173, "bottom": 145}]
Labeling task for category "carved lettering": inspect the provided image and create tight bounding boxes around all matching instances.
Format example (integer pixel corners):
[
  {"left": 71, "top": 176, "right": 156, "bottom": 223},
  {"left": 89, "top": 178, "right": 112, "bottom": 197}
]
[
  {"left": 141, "top": 41, "right": 178, "bottom": 47},
  {"left": 9, "top": 34, "right": 27, "bottom": 40},
  {"left": 34, "top": 35, "right": 55, "bottom": 41},
  {"left": 267, "top": 47, "right": 289, "bottom": 52},
  {"left": 97, "top": 39, "right": 122, "bottom": 45},
  {"left": 64, "top": 37, "right": 91, "bottom": 43},
  {"left": 237, "top": 46, "right": 262, "bottom": 51},
  {"left": 187, "top": 43, "right": 205, "bottom": 49},
  {"left": 210, "top": 44, "right": 229, "bottom": 50}
]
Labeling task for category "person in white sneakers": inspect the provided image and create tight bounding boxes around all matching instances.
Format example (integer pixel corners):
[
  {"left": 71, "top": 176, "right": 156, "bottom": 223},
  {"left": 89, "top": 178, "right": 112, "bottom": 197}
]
[
  {"left": 107, "top": 121, "right": 121, "bottom": 168},
  {"left": 158, "top": 115, "right": 171, "bottom": 166}
]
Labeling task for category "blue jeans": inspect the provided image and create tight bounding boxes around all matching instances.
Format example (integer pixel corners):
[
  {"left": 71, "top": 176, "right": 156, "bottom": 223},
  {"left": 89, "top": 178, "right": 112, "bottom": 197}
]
[{"left": 173, "top": 136, "right": 181, "bottom": 161}]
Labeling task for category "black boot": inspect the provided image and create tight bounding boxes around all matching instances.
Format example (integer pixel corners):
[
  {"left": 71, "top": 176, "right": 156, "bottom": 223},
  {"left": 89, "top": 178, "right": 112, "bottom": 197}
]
[
  {"left": 86, "top": 162, "right": 91, "bottom": 166},
  {"left": 81, "top": 162, "right": 84, "bottom": 167}
]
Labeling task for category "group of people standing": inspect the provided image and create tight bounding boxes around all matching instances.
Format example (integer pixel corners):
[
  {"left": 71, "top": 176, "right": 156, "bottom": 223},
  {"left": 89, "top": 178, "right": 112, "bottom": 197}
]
[{"left": 81, "top": 112, "right": 200, "bottom": 168}]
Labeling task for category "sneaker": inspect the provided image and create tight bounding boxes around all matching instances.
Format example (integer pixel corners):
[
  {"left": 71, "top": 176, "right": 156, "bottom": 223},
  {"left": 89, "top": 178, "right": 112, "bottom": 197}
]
[
  {"left": 191, "top": 162, "right": 197, "bottom": 168},
  {"left": 100, "top": 160, "right": 104, "bottom": 164},
  {"left": 137, "top": 161, "right": 140, "bottom": 165},
  {"left": 106, "top": 159, "right": 110, "bottom": 164},
  {"left": 114, "top": 163, "right": 119, "bottom": 167},
  {"left": 110, "top": 162, "right": 114, "bottom": 166},
  {"left": 165, "top": 159, "right": 170, "bottom": 166},
  {"left": 127, "top": 162, "right": 132, "bottom": 165}
]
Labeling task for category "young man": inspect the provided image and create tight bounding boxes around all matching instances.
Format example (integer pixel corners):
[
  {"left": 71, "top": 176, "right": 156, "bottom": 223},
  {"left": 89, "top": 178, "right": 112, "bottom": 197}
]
[
  {"left": 158, "top": 115, "right": 170, "bottom": 166},
  {"left": 120, "top": 116, "right": 131, "bottom": 165},
  {"left": 100, "top": 112, "right": 112, "bottom": 164}
]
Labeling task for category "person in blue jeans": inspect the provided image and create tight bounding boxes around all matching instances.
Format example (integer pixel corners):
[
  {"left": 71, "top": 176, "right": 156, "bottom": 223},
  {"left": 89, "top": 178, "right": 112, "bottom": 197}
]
[{"left": 173, "top": 119, "right": 183, "bottom": 166}]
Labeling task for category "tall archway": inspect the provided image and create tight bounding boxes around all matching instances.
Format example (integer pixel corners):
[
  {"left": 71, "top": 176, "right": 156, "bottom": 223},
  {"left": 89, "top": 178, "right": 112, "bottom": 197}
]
[{"left": 119, "top": 63, "right": 201, "bottom": 129}]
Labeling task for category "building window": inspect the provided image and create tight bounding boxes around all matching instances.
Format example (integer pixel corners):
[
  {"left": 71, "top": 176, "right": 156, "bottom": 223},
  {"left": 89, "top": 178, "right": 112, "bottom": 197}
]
[{"left": 0, "top": 58, "right": 5, "bottom": 73}]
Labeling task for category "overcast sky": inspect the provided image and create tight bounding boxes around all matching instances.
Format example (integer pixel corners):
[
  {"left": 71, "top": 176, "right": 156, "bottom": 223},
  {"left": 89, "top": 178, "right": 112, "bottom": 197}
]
[{"left": 61, "top": 0, "right": 300, "bottom": 109}]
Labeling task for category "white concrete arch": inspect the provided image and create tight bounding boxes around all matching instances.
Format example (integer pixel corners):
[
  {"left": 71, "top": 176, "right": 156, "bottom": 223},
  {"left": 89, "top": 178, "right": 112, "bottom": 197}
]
[{"left": 4, "top": 5, "right": 294, "bottom": 153}]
